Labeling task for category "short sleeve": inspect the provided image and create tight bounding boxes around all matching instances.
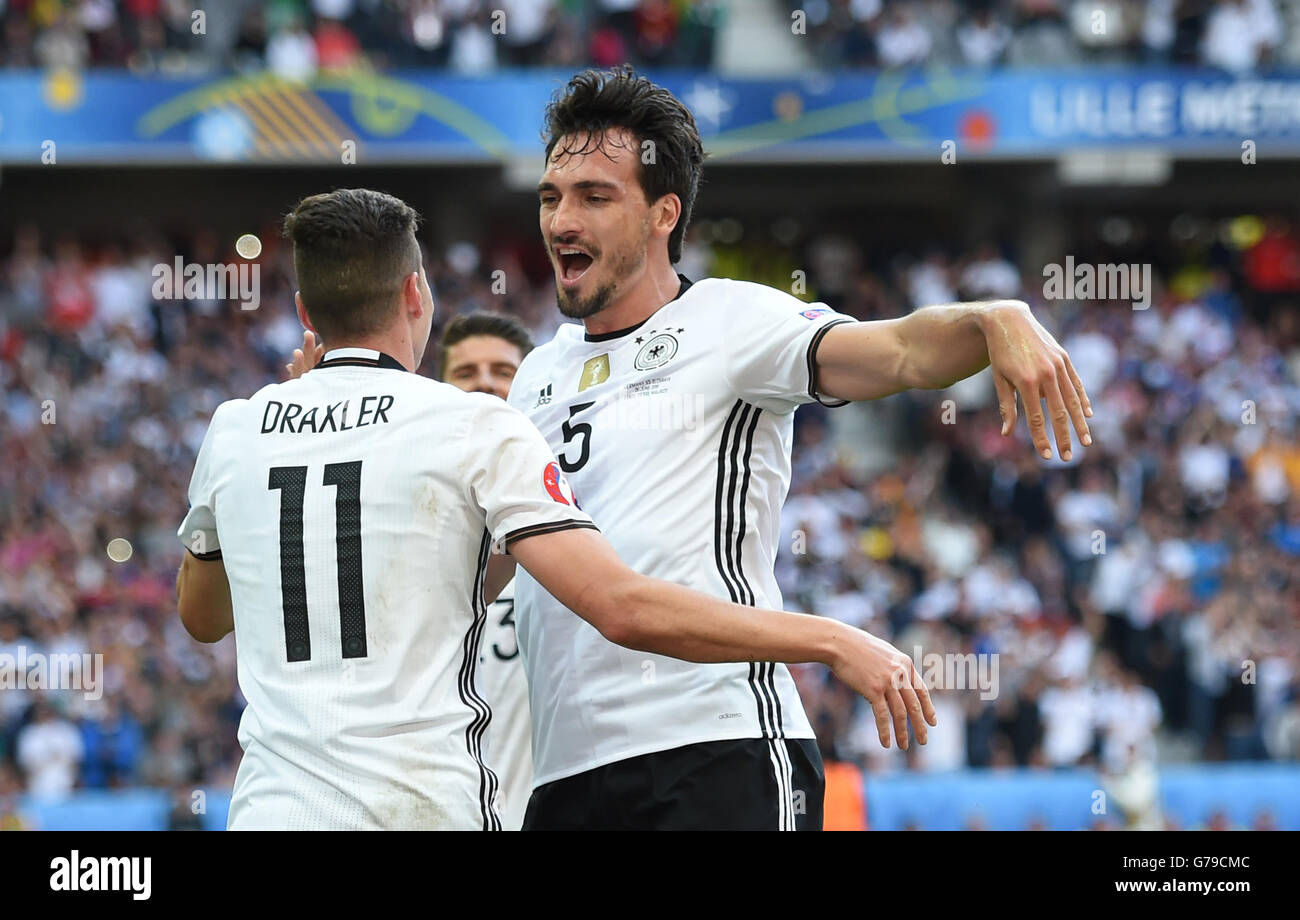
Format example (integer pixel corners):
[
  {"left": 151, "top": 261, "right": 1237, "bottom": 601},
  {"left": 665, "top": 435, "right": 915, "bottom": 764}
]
[
  {"left": 464, "top": 397, "right": 598, "bottom": 554},
  {"left": 177, "top": 402, "right": 231, "bottom": 560},
  {"left": 721, "top": 284, "right": 855, "bottom": 414}
]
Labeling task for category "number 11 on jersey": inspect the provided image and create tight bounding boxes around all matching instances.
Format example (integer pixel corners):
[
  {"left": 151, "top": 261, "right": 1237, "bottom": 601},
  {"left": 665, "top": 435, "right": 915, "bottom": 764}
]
[{"left": 268, "top": 461, "right": 368, "bottom": 663}]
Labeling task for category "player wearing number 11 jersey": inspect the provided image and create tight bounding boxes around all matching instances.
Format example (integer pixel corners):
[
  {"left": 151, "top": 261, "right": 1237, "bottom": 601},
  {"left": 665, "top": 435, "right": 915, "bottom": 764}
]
[{"left": 176, "top": 188, "right": 937, "bottom": 830}]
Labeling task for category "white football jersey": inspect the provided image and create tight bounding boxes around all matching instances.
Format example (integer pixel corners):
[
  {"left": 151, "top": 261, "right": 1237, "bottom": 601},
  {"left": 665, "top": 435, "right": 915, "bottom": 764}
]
[
  {"left": 178, "top": 347, "right": 593, "bottom": 830},
  {"left": 507, "top": 276, "right": 854, "bottom": 786},
  {"left": 477, "top": 577, "right": 532, "bottom": 830}
]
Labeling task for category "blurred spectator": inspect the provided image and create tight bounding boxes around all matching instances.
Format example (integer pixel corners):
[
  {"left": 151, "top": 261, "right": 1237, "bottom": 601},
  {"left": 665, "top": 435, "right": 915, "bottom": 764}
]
[
  {"left": 499, "top": 0, "right": 558, "bottom": 68},
  {"left": 313, "top": 16, "right": 363, "bottom": 71},
  {"left": 1201, "top": 0, "right": 1282, "bottom": 74},
  {"left": 0, "top": 764, "right": 33, "bottom": 830},
  {"left": 1097, "top": 667, "right": 1162, "bottom": 770},
  {"left": 1039, "top": 673, "right": 1095, "bottom": 766},
  {"left": 449, "top": 6, "right": 498, "bottom": 75},
  {"left": 957, "top": 4, "right": 1013, "bottom": 67},
  {"left": 33, "top": 10, "right": 91, "bottom": 71},
  {"left": 959, "top": 244, "right": 1021, "bottom": 300},
  {"left": 875, "top": 2, "right": 932, "bottom": 69},
  {"left": 634, "top": 0, "right": 678, "bottom": 67},
  {"left": 80, "top": 699, "right": 144, "bottom": 789},
  {"left": 1242, "top": 217, "right": 1300, "bottom": 296},
  {"left": 166, "top": 784, "right": 205, "bottom": 830},
  {"left": 266, "top": 15, "right": 318, "bottom": 82},
  {"left": 15, "top": 702, "right": 84, "bottom": 800},
  {"left": 1141, "top": 0, "right": 1178, "bottom": 62},
  {"left": 1006, "top": 0, "right": 1082, "bottom": 67},
  {"left": 1103, "top": 740, "right": 1163, "bottom": 829}
]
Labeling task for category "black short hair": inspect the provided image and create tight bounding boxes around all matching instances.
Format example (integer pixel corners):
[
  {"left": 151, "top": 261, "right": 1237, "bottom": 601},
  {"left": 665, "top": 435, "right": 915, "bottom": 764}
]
[
  {"left": 440, "top": 311, "right": 534, "bottom": 375},
  {"left": 542, "top": 66, "right": 707, "bottom": 264},
  {"left": 282, "top": 188, "right": 422, "bottom": 341}
]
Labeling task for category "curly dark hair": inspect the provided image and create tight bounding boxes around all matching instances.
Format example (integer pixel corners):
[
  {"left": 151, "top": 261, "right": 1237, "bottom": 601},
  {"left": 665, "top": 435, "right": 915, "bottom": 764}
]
[
  {"left": 282, "top": 188, "right": 422, "bottom": 341},
  {"left": 542, "top": 66, "right": 707, "bottom": 264}
]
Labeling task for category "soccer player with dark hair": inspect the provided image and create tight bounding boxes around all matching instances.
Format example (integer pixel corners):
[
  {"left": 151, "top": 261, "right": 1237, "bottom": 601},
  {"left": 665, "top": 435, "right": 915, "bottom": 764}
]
[
  {"left": 439, "top": 312, "right": 535, "bottom": 830},
  {"left": 496, "top": 66, "right": 1092, "bottom": 830},
  {"left": 179, "top": 188, "right": 933, "bottom": 830}
]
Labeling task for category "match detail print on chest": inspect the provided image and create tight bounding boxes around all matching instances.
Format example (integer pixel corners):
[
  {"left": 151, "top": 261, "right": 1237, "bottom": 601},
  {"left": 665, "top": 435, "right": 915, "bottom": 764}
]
[{"left": 576, "top": 324, "right": 687, "bottom": 395}]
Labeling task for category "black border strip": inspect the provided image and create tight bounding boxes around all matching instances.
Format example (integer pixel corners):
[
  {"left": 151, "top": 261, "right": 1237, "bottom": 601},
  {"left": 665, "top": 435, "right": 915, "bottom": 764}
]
[
  {"left": 501, "top": 519, "right": 599, "bottom": 550},
  {"left": 805, "top": 318, "right": 854, "bottom": 407},
  {"left": 316, "top": 351, "right": 406, "bottom": 371},
  {"left": 459, "top": 529, "right": 501, "bottom": 830},
  {"left": 713, "top": 400, "right": 745, "bottom": 605}
]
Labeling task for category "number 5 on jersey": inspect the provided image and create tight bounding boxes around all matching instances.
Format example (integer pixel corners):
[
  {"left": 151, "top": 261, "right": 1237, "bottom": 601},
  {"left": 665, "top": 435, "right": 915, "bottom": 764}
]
[
  {"left": 268, "top": 461, "right": 367, "bottom": 663},
  {"left": 559, "top": 401, "right": 595, "bottom": 473}
]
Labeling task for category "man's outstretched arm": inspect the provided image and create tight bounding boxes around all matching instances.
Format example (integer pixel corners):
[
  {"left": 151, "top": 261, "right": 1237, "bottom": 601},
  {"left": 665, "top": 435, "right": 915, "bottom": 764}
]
[
  {"left": 814, "top": 300, "right": 1094, "bottom": 460},
  {"left": 509, "top": 526, "right": 937, "bottom": 750}
]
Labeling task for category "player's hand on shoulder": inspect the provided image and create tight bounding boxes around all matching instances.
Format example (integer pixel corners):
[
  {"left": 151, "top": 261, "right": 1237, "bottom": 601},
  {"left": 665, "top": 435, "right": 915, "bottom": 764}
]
[
  {"left": 285, "top": 329, "right": 325, "bottom": 380},
  {"left": 830, "top": 627, "right": 937, "bottom": 751}
]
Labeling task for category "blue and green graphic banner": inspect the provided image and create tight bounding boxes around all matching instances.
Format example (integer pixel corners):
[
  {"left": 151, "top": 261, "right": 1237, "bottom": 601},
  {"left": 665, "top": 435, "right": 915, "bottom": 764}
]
[{"left": 2, "top": 67, "right": 1297, "bottom": 164}]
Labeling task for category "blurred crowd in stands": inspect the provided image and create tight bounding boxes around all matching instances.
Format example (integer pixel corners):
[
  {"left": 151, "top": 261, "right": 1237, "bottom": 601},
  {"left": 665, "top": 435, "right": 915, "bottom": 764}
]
[
  {"left": 794, "top": 0, "right": 1298, "bottom": 73},
  {"left": 0, "top": 0, "right": 722, "bottom": 74},
  {"left": 0, "top": 207, "right": 1298, "bottom": 830},
  {"left": 3, "top": 0, "right": 1298, "bottom": 76}
]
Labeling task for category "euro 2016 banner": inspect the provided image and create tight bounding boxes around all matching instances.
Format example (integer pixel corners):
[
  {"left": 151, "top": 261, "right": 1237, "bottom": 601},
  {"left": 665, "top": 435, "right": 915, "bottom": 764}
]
[{"left": 3, "top": 67, "right": 1297, "bottom": 164}]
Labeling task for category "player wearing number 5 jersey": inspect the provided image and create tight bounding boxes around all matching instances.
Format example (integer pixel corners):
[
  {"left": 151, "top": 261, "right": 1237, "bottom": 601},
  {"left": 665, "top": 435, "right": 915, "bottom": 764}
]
[
  {"left": 506, "top": 68, "right": 1092, "bottom": 830},
  {"left": 176, "top": 188, "right": 938, "bottom": 830}
]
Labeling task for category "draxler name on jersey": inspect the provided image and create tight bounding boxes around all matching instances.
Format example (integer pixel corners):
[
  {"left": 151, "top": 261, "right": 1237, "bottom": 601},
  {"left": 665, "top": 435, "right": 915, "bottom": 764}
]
[{"left": 260, "top": 396, "right": 395, "bottom": 435}]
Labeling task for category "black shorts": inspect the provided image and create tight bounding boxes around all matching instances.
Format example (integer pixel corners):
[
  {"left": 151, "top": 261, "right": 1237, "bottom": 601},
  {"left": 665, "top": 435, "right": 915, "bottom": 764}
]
[{"left": 522, "top": 738, "right": 824, "bottom": 831}]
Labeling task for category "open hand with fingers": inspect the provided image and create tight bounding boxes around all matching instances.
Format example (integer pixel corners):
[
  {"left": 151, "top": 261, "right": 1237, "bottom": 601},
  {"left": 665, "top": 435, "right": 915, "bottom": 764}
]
[
  {"left": 830, "top": 629, "right": 937, "bottom": 750},
  {"left": 983, "top": 301, "right": 1094, "bottom": 461},
  {"left": 285, "top": 329, "right": 325, "bottom": 380}
]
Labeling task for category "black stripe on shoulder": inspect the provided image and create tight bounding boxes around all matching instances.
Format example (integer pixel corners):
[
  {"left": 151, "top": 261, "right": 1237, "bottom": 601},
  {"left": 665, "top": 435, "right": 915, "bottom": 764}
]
[
  {"left": 501, "top": 519, "right": 599, "bottom": 549},
  {"left": 185, "top": 547, "right": 223, "bottom": 561},
  {"left": 806, "top": 318, "right": 855, "bottom": 408}
]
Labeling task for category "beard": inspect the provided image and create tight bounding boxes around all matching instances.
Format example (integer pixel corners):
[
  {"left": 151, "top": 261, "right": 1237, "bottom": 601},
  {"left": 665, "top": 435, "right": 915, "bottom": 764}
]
[
  {"left": 552, "top": 232, "right": 646, "bottom": 320},
  {"left": 556, "top": 280, "right": 617, "bottom": 319}
]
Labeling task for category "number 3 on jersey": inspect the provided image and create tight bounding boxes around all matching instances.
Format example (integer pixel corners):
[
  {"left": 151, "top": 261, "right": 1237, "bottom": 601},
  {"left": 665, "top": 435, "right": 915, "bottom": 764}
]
[
  {"left": 268, "top": 461, "right": 368, "bottom": 663},
  {"left": 558, "top": 401, "right": 595, "bottom": 473}
]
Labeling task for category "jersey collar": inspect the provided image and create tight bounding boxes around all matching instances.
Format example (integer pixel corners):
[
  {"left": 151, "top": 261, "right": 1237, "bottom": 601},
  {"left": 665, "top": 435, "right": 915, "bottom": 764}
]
[
  {"left": 582, "top": 274, "right": 694, "bottom": 343},
  {"left": 316, "top": 347, "right": 407, "bottom": 371}
]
